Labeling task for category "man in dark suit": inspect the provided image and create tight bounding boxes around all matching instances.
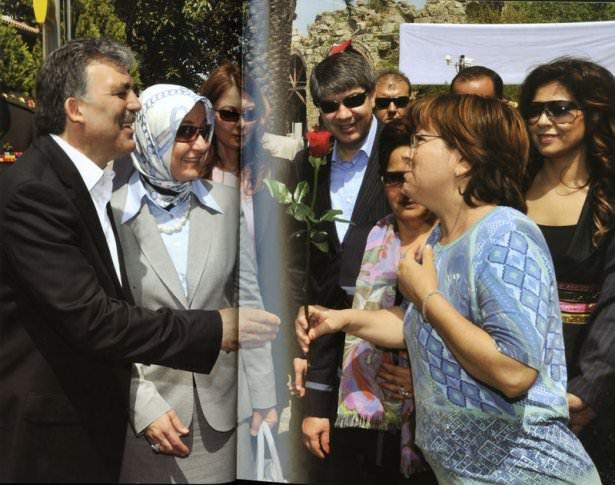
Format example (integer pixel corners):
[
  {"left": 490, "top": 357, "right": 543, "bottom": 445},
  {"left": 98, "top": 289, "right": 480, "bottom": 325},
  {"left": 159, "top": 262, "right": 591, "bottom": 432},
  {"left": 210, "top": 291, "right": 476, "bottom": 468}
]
[
  {"left": 291, "top": 48, "right": 389, "bottom": 481},
  {"left": 0, "top": 38, "right": 277, "bottom": 483}
]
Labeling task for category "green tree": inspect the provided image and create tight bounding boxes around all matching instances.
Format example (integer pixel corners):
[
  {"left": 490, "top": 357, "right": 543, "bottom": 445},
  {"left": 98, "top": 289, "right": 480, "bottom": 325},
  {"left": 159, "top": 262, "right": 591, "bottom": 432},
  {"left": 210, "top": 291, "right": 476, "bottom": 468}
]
[
  {"left": 115, "top": 0, "right": 242, "bottom": 90},
  {"left": 467, "top": 1, "right": 615, "bottom": 23},
  {"left": 0, "top": 0, "right": 36, "bottom": 24},
  {"left": 0, "top": 0, "right": 128, "bottom": 95},
  {"left": 73, "top": 0, "right": 127, "bottom": 43},
  {"left": 0, "top": 23, "right": 41, "bottom": 95}
]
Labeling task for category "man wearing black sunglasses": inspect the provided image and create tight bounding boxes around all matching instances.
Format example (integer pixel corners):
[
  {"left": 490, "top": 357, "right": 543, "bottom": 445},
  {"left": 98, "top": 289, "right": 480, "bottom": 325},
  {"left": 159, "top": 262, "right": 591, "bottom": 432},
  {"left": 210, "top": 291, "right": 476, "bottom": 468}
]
[
  {"left": 373, "top": 69, "right": 412, "bottom": 124},
  {"left": 292, "top": 47, "right": 389, "bottom": 482}
]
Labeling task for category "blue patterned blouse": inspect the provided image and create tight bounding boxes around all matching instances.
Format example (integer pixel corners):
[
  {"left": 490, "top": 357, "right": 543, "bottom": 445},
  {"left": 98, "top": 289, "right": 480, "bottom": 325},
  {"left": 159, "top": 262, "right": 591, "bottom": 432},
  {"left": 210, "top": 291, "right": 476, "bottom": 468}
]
[{"left": 403, "top": 207, "right": 600, "bottom": 484}]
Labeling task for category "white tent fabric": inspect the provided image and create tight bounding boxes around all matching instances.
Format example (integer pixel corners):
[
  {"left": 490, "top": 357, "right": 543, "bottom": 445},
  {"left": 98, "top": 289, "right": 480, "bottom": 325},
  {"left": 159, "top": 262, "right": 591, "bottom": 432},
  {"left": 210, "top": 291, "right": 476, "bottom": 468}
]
[{"left": 399, "top": 21, "right": 615, "bottom": 85}]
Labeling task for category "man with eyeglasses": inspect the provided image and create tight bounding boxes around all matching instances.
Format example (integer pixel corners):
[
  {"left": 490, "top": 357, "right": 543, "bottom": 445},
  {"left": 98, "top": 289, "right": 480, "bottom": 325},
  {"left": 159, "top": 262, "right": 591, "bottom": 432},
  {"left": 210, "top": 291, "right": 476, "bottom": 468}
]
[
  {"left": 373, "top": 69, "right": 412, "bottom": 124},
  {"left": 291, "top": 47, "right": 389, "bottom": 483}
]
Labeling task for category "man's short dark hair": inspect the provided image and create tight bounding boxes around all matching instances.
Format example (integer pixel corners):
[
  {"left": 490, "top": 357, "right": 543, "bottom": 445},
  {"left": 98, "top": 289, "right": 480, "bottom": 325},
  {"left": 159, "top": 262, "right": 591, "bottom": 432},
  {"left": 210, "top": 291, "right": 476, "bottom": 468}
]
[
  {"left": 375, "top": 69, "right": 411, "bottom": 93},
  {"left": 34, "top": 38, "right": 136, "bottom": 135},
  {"left": 450, "top": 65, "right": 504, "bottom": 99},
  {"left": 310, "top": 50, "right": 375, "bottom": 106}
]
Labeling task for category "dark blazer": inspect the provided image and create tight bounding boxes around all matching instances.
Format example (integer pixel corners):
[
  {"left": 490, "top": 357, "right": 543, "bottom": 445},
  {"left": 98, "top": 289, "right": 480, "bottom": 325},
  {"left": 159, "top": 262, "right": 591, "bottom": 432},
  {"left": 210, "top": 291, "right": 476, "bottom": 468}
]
[
  {"left": 294, "top": 121, "right": 389, "bottom": 417},
  {"left": 0, "top": 135, "right": 222, "bottom": 483}
]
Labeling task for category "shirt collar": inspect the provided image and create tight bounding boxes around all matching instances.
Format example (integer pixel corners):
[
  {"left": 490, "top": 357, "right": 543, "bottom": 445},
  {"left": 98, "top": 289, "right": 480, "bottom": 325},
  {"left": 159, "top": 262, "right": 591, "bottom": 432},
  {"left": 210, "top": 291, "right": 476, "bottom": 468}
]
[
  {"left": 50, "top": 134, "right": 106, "bottom": 191},
  {"left": 332, "top": 115, "right": 378, "bottom": 166},
  {"left": 121, "top": 171, "right": 222, "bottom": 224}
]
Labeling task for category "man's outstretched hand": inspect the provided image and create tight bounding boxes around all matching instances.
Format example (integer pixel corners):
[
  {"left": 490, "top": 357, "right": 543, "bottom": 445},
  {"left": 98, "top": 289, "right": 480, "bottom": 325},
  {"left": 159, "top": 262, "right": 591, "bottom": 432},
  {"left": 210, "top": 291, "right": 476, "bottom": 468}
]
[{"left": 219, "top": 307, "right": 281, "bottom": 352}]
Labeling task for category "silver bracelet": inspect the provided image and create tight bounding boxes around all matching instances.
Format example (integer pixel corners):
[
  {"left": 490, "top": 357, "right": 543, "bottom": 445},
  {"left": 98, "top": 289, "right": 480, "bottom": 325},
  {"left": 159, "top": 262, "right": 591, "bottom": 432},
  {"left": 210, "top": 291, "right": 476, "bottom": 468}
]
[{"left": 422, "top": 289, "right": 443, "bottom": 320}]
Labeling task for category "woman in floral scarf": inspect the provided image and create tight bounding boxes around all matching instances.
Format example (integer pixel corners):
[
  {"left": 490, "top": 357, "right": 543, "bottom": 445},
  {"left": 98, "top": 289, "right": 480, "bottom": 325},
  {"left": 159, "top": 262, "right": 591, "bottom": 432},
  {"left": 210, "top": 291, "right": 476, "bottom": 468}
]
[{"left": 326, "top": 118, "right": 437, "bottom": 484}]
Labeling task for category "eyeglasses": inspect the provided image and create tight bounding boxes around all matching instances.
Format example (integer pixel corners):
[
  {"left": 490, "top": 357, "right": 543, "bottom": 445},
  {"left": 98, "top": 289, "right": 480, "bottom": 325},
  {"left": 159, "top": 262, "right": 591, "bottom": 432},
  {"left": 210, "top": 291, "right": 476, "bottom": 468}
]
[
  {"left": 523, "top": 100, "right": 582, "bottom": 125},
  {"left": 374, "top": 96, "right": 410, "bottom": 110},
  {"left": 216, "top": 107, "right": 258, "bottom": 123},
  {"left": 410, "top": 133, "right": 442, "bottom": 149},
  {"left": 318, "top": 91, "right": 368, "bottom": 114},
  {"left": 175, "top": 124, "right": 212, "bottom": 143},
  {"left": 381, "top": 171, "right": 408, "bottom": 187}
]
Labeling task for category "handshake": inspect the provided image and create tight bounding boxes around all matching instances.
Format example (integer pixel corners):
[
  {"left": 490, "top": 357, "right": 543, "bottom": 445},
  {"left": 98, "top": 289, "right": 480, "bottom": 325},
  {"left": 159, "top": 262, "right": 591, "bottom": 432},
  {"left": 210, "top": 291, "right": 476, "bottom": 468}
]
[{"left": 219, "top": 307, "right": 281, "bottom": 352}]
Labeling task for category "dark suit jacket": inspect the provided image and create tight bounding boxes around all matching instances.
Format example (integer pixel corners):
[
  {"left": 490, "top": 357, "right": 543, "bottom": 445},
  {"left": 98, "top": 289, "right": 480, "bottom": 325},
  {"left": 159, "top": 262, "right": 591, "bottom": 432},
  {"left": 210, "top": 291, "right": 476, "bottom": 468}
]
[
  {"left": 294, "top": 121, "right": 390, "bottom": 417},
  {"left": 0, "top": 135, "right": 222, "bottom": 483},
  {"left": 557, "top": 189, "right": 615, "bottom": 436}
]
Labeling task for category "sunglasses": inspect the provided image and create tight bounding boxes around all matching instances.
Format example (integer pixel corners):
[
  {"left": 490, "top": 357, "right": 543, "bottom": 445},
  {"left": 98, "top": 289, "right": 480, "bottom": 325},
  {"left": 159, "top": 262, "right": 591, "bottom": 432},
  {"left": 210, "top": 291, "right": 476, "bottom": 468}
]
[
  {"left": 381, "top": 171, "right": 408, "bottom": 187},
  {"left": 318, "top": 91, "right": 368, "bottom": 114},
  {"left": 216, "top": 107, "right": 258, "bottom": 123},
  {"left": 523, "top": 100, "right": 582, "bottom": 125},
  {"left": 175, "top": 124, "right": 212, "bottom": 143},
  {"left": 374, "top": 96, "right": 410, "bottom": 110}
]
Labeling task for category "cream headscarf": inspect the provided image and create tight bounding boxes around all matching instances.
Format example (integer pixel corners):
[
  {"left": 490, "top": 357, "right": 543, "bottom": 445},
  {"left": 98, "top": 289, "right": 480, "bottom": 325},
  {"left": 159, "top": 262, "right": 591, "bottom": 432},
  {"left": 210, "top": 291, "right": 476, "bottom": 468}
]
[{"left": 131, "top": 84, "right": 214, "bottom": 208}]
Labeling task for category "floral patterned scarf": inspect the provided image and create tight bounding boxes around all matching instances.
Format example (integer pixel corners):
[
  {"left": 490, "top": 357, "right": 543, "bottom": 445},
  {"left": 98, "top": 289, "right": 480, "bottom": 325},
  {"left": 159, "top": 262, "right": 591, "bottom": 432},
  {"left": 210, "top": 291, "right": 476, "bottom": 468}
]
[{"left": 335, "top": 214, "right": 425, "bottom": 477}]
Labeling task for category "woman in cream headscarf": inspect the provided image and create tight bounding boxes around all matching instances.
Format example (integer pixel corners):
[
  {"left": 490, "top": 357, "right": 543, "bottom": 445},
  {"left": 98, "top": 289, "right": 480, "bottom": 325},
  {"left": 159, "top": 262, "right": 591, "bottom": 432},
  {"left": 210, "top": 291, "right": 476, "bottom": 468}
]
[{"left": 113, "top": 84, "right": 276, "bottom": 483}]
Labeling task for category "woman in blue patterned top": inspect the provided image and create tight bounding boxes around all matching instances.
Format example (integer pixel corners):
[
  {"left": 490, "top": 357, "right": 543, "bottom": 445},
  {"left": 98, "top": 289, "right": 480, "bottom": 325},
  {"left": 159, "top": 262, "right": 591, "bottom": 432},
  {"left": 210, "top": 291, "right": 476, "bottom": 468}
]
[{"left": 296, "top": 94, "right": 600, "bottom": 483}]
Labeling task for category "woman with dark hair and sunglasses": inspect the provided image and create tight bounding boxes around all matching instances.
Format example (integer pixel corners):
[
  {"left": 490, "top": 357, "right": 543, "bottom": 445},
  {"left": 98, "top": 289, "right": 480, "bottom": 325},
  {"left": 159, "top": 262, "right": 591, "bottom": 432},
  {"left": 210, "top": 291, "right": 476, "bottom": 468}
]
[
  {"left": 200, "top": 64, "right": 289, "bottom": 479},
  {"left": 297, "top": 93, "right": 600, "bottom": 483},
  {"left": 519, "top": 57, "right": 615, "bottom": 481},
  {"left": 112, "top": 84, "right": 276, "bottom": 483},
  {"left": 199, "top": 63, "right": 265, "bottom": 201}
]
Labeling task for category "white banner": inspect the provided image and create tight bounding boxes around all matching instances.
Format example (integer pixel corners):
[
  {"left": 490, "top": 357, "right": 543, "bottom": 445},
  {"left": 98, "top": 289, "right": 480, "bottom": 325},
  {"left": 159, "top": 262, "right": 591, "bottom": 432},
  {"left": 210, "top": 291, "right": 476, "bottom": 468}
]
[{"left": 399, "top": 21, "right": 615, "bottom": 85}]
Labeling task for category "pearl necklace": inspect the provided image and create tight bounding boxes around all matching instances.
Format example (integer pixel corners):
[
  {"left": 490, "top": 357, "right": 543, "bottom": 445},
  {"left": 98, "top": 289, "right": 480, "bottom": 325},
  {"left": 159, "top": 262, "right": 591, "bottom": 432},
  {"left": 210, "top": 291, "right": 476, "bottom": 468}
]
[{"left": 157, "top": 204, "right": 190, "bottom": 234}]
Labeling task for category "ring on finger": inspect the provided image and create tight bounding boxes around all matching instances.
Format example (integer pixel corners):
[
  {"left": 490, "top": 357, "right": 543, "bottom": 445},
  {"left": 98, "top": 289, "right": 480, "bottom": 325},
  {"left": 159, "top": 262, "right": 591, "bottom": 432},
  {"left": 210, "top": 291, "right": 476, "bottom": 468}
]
[{"left": 150, "top": 442, "right": 161, "bottom": 453}]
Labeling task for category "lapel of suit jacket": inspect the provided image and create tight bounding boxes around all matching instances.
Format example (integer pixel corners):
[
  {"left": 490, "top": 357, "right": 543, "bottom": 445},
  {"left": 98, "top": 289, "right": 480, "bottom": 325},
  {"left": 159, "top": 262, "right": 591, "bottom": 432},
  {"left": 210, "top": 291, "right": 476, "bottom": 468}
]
[
  {"left": 107, "top": 203, "right": 134, "bottom": 301},
  {"left": 125, "top": 200, "right": 189, "bottom": 308},
  {"left": 349, "top": 120, "right": 384, "bottom": 228},
  {"left": 40, "top": 135, "right": 124, "bottom": 295},
  {"left": 317, "top": 154, "right": 341, "bottom": 250},
  {"left": 314, "top": 120, "right": 383, "bottom": 247},
  {"left": 186, "top": 197, "right": 215, "bottom": 307}
]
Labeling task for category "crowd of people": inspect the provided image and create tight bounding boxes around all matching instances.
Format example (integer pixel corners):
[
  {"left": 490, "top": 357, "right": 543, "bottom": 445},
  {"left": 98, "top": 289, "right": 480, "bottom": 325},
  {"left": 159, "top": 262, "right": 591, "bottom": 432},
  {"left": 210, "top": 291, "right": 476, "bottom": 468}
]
[
  {"left": 294, "top": 45, "right": 615, "bottom": 485},
  {"left": 0, "top": 34, "right": 614, "bottom": 485}
]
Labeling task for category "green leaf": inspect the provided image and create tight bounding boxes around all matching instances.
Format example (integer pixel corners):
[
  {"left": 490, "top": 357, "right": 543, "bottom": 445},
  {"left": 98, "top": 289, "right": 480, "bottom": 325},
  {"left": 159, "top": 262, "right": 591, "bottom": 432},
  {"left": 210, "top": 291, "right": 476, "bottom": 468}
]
[
  {"left": 293, "top": 181, "right": 309, "bottom": 204},
  {"left": 287, "top": 201, "right": 315, "bottom": 222},
  {"left": 264, "top": 178, "right": 292, "bottom": 205},
  {"left": 310, "top": 230, "right": 329, "bottom": 243},
  {"left": 318, "top": 209, "right": 344, "bottom": 223},
  {"left": 311, "top": 239, "right": 329, "bottom": 253},
  {"left": 333, "top": 217, "right": 353, "bottom": 224}
]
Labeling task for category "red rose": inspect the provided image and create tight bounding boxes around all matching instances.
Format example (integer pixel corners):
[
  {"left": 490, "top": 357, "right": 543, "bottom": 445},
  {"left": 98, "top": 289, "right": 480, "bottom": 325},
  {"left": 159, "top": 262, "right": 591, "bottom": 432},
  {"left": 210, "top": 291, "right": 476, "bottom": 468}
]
[{"left": 306, "top": 130, "right": 333, "bottom": 158}]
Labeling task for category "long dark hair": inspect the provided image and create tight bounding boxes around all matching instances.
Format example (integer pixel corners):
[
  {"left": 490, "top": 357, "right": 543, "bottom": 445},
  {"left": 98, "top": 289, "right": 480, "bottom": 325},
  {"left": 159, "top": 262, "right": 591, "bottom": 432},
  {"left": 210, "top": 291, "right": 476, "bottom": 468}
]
[{"left": 519, "top": 57, "right": 615, "bottom": 246}]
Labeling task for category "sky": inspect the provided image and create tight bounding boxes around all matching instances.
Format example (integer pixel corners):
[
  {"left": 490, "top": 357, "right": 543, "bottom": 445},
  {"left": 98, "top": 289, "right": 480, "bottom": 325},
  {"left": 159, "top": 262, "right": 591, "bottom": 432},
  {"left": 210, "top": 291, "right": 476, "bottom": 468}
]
[{"left": 295, "top": 0, "right": 427, "bottom": 35}]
